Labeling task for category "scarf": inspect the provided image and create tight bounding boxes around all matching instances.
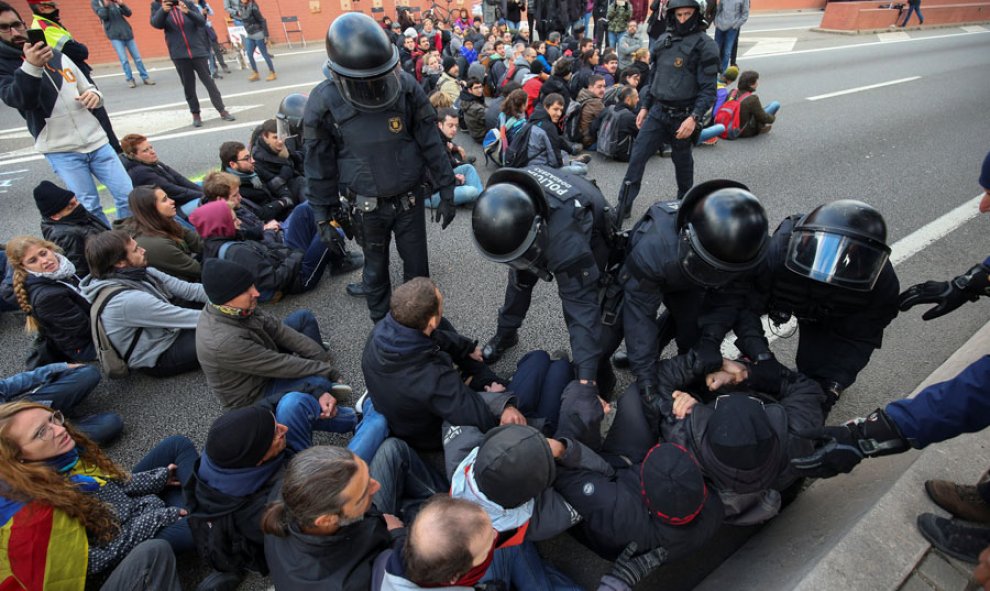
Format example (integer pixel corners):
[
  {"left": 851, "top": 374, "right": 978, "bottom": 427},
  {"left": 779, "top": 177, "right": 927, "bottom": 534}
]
[
  {"left": 225, "top": 166, "right": 264, "bottom": 190},
  {"left": 198, "top": 453, "right": 283, "bottom": 497},
  {"left": 27, "top": 253, "right": 76, "bottom": 281},
  {"left": 211, "top": 302, "right": 253, "bottom": 318},
  {"left": 46, "top": 447, "right": 111, "bottom": 493}
]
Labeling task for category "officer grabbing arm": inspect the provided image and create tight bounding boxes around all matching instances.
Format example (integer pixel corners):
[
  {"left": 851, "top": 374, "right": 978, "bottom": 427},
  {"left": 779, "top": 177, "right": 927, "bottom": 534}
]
[{"left": 303, "top": 12, "right": 457, "bottom": 322}]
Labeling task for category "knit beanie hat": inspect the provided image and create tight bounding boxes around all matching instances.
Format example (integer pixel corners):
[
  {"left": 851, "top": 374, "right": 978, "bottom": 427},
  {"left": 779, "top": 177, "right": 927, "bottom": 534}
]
[
  {"left": 530, "top": 59, "right": 545, "bottom": 75},
  {"left": 640, "top": 443, "right": 707, "bottom": 525},
  {"left": 189, "top": 199, "right": 237, "bottom": 239},
  {"left": 980, "top": 150, "right": 990, "bottom": 190},
  {"left": 706, "top": 394, "right": 776, "bottom": 471},
  {"left": 443, "top": 56, "right": 458, "bottom": 74},
  {"left": 474, "top": 424, "right": 555, "bottom": 508},
  {"left": 723, "top": 66, "right": 739, "bottom": 83},
  {"left": 206, "top": 406, "right": 276, "bottom": 469},
  {"left": 201, "top": 258, "right": 255, "bottom": 305},
  {"left": 33, "top": 181, "right": 75, "bottom": 218}
]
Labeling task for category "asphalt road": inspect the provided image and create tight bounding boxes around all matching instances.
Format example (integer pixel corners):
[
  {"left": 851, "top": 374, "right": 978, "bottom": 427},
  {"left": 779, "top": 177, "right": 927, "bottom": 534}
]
[{"left": 0, "top": 22, "right": 988, "bottom": 590}]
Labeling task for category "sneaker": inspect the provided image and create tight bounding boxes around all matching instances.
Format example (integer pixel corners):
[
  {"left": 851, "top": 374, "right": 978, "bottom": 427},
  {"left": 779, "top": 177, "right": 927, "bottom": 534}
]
[
  {"left": 142, "top": 78, "right": 155, "bottom": 86},
  {"left": 266, "top": 71, "right": 277, "bottom": 81},
  {"left": 211, "top": 72, "right": 223, "bottom": 79},
  {"left": 702, "top": 136, "right": 719, "bottom": 145},
  {"left": 192, "top": 114, "right": 203, "bottom": 128},
  {"left": 926, "top": 480, "right": 990, "bottom": 524},
  {"left": 219, "top": 111, "right": 236, "bottom": 121},
  {"left": 247, "top": 71, "right": 260, "bottom": 82},
  {"left": 346, "top": 282, "right": 367, "bottom": 297},
  {"left": 354, "top": 389, "right": 370, "bottom": 417},
  {"left": 127, "top": 79, "right": 136, "bottom": 88},
  {"left": 331, "top": 383, "right": 353, "bottom": 405},
  {"left": 916, "top": 513, "right": 990, "bottom": 564}
]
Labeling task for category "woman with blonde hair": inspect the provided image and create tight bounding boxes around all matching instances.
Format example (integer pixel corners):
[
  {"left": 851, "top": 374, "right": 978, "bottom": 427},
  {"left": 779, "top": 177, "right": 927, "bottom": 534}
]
[
  {"left": 0, "top": 401, "right": 197, "bottom": 585},
  {"left": 118, "top": 185, "right": 203, "bottom": 282}
]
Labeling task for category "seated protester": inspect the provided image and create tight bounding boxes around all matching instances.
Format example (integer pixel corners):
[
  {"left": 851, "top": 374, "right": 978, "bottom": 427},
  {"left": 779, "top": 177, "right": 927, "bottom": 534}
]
[
  {"left": 0, "top": 402, "right": 198, "bottom": 582},
  {"left": 734, "top": 70, "right": 780, "bottom": 138},
  {"left": 711, "top": 65, "right": 739, "bottom": 116},
  {"left": 460, "top": 38, "right": 478, "bottom": 65},
  {"left": 484, "top": 82, "right": 521, "bottom": 132},
  {"left": 568, "top": 48, "right": 598, "bottom": 97},
  {"left": 428, "top": 108, "right": 483, "bottom": 209},
  {"left": 363, "top": 277, "right": 522, "bottom": 452},
  {"left": 119, "top": 134, "right": 204, "bottom": 210},
  {"left": 1, "top": 363, "right": 122, "bottom": 444},
  {"left": 594, "top": 52, "right": 619, "bottom": 87},
  {"left": 604, "top": 70, "right": 641, "bottom": 106},
  {"left": 190, "top": 200, "right": 308, "bottom": 302},
  {"left": 194, "top": 259, "right": 387, "bottom": 462},
  {"left": 539, "top": 56, "right": 575, "bottom": 111},
  {"left": 628, "top": 47, "right": 650, "bottom": 92},
  {"left": 437, "top": 57, "right": 461, "bottom": 105},
  {"left": 465, "top": 45, "right": 487, "bottom": 85},
  {"left": 429, "top": 88, "right": 454, "bottom": 111},
  {"left": 97, "top": 539, "right": 183, "bottom": 591},
  {"left": 576, "top": 74, "right": 607, "bottom": 148},
  {"left": 545, "top": 32, "right": 563, "bottom": 63},
  {"left": 650, "top": 352, "right": 824, "bottom": 525},
  {"left": 458, "top": 77, "right": 488, "bottom": 143},
  {"left": 263, "top": 443, "right": 435, "bottom": 590},
  {"left": 33, "top": 181, "right": 109, "bottom": 277},
  {"left": 591, "top": 85, "right": 640, "bottom": 162},
  {"left": 0, "top": 251, "right": 16, "bottom": 312},
  {"left": 6, "top": 236, "right": 95, "bottom": 364},
  {"left": 118, "top": 186, "right": 203, "bottom": 283},
  {"left": 219, "top": 141, "right": 295, "bottom": 222},
  {"left": 421, "top": 53, "right": 443, "bottom": 95},
  {"left": 202, "top": 170, "right": 282, "bottom": 244},
  {"left": 521, "top": 59, "right": 546, "bottom": 117},
  {"left": 80, "top": 230, "right": 207, "bottom": 377},
  {"left": 527, "top": 94, "right": 591, "bottom": 174},
  {"left": 399, "top": 34, "right": 418, "bottom": 76},
  {"left": 532, "top": 42, "right": 551, "bottom": 76},
  {"left": 251, "top": 119, "right": 307, "bottom": 205},
  {"left": 373, "top": 495, "right": 582, "bottom": 591}
]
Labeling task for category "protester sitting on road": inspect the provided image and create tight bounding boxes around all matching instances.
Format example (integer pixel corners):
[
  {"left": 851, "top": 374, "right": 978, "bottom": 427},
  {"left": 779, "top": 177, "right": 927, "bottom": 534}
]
[
  {"left": 539, "top": 56, "right": 575, "bottom": 110},
  {"left": 195, "top": 258, "right": 388, "bottom": 461},
  {"left": 594, "top": 51, "right": 619, "bottom": 87},
  {"left": 628, "top": 47, "right": 650, "bottom": 91},
  {"left": 428, "top": 108, "right": 483, "bottom": 209},
  {"left": 528, "top": 93, "right": 591, "bottom": 173},
  {"left": 592, "top": 85, "right": 640, "bottom": 162},
  {"left": 459, "top": 77, "right": 488, "bottom": 143},
  {"left": 80, "top": 230, "right": 207, "bottom": 376},
  {"left": 6, "top": 236, "right": 95, "bottom": 365},
  {"left": 437, "top": 56, "right": 461, "bottom": 104},
  {"left": 0, "top": 363, "right": 121, "bottom": 444},
  {"left": 734, "top": 70, "right": 780, "bottom": 138},
  {"left": 251, "top": 119, "right": 307, "bottom": 206},
  {"left": 33, "top": 180, "right": 109, "bottom": 277},
  {"left": 220, "top": 141, "right": 295, "bottom": 222},
  {"left": 0, "top": 401, "right": 198, "bottom": 580},
  {"left": 201, "top": 170, "right": 280, "bottom": 243},
  {"left": 363, "top": 277, "right": 523, "bottom": 452},
  {"left": 499, "top": 87, "right": 529, "bottom": 137},
  {"left": 429, "top": 84, "right": 453, "bottom": 110},
  {"left": 577, "top": 74, "right": 607, "bottom": 148},
  {"left": 712, "top": 65, "right": 739, "bottom": 115},
  {"left": 120, "top": 134, "right": 204, "bottom": 210},
  {"left": 521, "top": 59, "right": 547, "bottom": 116},
  {"left": 569, "top": 47, "right": 598, "bottom": 96},
  {"left": 485, "top": 82, "right": 522, "bottom": 131},
  {"left": 118, "top": 186, "right": 203, "bottom": 283}
]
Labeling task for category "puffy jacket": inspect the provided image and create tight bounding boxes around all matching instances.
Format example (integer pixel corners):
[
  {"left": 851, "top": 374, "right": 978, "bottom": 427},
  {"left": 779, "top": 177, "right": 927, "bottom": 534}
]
[
  {"left": 576, "top": 88, "right": 604, "bottom": 147},
  {"left": 201, "top": 236, "right": 303, "bottom": 302},
  {"left": 251, "top": 136, "right": 306, "bottom": 204},
  {"left": 40, "top": 209, "right": 110, "bottom": 277},
  {"left": 606, "top": 0, "right": 633, "bottom": 32},
  {"left": 225, "top": 168, "right": 294, "bottom": 221},
  {"left": 458, "top": 89, "right": 487, "bottom": 143},
  {"left": 91, "top": 0, "right": 135, "bottom": 40},
  {"left": 24, "top": 274, "right": 92, "bottom": 360},
  {"left": 150, "top": 0, "right": 212, "bottom": 60},
  {"left": 122, "top": 155, "right": 204, "bottom": 206}
]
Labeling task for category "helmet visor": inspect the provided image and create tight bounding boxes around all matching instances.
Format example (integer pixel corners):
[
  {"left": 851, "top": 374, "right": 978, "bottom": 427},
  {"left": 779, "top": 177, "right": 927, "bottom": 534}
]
[
  {"left": 679, "top": 234, "right": 737, "bottom": 288},
  {"left": 276, "top": 116, "right": 301, "bottom": 142},
  {"left": 784, "top": 230, "right": 889, "bottom": 291},
  {"left": 506, "top": 221, "right": 552, "bottom": 281},
  {"left": 336, "top": 67, "right": 402, "bottom": 112}
]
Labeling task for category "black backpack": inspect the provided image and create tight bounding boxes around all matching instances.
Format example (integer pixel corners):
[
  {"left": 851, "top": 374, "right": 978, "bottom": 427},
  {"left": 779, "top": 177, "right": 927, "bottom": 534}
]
[
  {"left": 596, "top": 105, "right": 630, "bottom": 161},
  {"left": 504, "top": 122, "right": 539, "bottom": 168},
  {"left": 562, "top": 100, "right": 586, "bottom": 143}
]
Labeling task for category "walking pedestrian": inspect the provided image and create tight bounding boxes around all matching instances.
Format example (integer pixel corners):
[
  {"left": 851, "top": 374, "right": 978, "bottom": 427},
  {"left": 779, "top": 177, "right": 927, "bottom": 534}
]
[{"left": 231, "top": 0, "right": 275, "bottom": 81}]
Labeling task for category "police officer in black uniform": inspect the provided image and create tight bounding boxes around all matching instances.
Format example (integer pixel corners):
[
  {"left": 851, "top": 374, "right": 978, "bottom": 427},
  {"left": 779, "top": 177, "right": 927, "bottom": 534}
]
[
  {"left": 730, "top": 200, "right": 900, "bottom": 411},
  {"left": 472, "top": 165, "right": 614, "bottom": 389},
  {"left": 619, "top": 180, "right": 770, "bottom": 407},
  {"left": 303, "top": 12, "right": 457, "bottom": 321},
  {"left": 620, "top": 0, "right": 719, "bottom": 214}
]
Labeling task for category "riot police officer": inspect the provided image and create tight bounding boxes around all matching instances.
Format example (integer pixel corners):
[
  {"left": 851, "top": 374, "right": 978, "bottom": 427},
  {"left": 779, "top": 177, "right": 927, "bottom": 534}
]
[
  {"left": 473, "top": 165, "right": 614, "bottom": 388},
  {"left": 731, "top": 200, "right": 901, "bottom": 410},
  {"left": 619, "top": 0, "right": 719, "bottom": 214},
  {"left": 619, "top": 180, "right": 770, "bottom": 404},
  {"left": 303, "top": 13, "right": 457, "bottom": 321}
]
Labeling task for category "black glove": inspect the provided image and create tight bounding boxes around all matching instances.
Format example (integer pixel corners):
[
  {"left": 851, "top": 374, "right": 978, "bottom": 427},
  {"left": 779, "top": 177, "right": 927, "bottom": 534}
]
[
  {"left": 639, "top": 383, "right": 662, "bottom": 436},
  {"left": 598, "top": 542, "right": 669, "bottom": 590},
  {"left": 330, "top": 209, "right": 353, "bottom": 240},
  {"left": 790, "top": 408, "right": 909, "bottom": 478},
  {"left": 692, "top": 339, "right": 723, "bottom": 375},
  {"left": 745, "top": 355, "right": 791, "bottom": 396},
  {"left": 433, "top": 189, "right": 456, "bottom": 230},
  {"left": 317, "top": 220, "right": 346, "bottom": 252},
  {"left": 898, "top": 263, "right": 990, "bottom": 320}
]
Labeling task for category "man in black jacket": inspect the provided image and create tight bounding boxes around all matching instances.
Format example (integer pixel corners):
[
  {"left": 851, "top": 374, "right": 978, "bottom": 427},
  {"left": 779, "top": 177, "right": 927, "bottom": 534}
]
[
  {"left": 220, "top": 140, "right": 295, "bottom": 221},
  {"left": 33, "top": 180, "right": 109, "bottom": 277},
  {"left": 538, "top": 56, "right": 575, "bottom": 110},
  {"left": 120, "top": 133, "right": 203, "bottom": 208},
  {"left": 251, "top": 119, "right": 307, "bottom": 205}
]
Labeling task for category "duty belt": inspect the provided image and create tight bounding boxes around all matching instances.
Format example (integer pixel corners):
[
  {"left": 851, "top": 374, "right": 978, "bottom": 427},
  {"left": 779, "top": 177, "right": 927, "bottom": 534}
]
[
  {"left": 659, "top": 104, "right": 693, "bottom": 118},
  {"left": 348, "top": 188, "right": 420, "bottom": 213}
]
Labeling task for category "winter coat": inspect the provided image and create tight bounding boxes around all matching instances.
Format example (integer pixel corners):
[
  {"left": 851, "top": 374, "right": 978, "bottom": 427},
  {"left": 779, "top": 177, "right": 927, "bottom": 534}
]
[
  {"left": 437, "top": 72, "right": 461, "bottom": 104},
  {"left": 122, "top": 156, "right": 204, "bottom": 206},
  {"left": 522, "top": 75, "right": 544, "bottom": 116},
  {"left": 511, "top": 57, "right": 532, "bottom": 85},
  {"left": 150, "top": 0, "right": 212, "bottom": 60},
  {"left": 251, "top": 136, "right": 307, "bottom": 204},
  {"left": 458, "top": 89, "right": 488, "bottom": 143},
  {"left": 715, "top": 0, "right": 749, "bottom": 31},
  {"left": 200, "top": 236, "right": 303, "bottom": 301},
  {"left": 195, "top": 303, "right": 333, "bottom": 409},
  {"left": 124, "top": 227, "right": 203, "bottom": 283},
  {"left": 226, "top": 168, "right": 294, "bottom": 221},
  {"left": 231, "top": 1, "right": 268, "bottom": 38},
  {"left": 736, "top": 93, "right": 775, "bottom": 138},
  {"left": 617, "top": 32, "right": 643, "bottom": 70},
  {"left": 373, "top": 547, "right": 476, "bottom": 591},
  {"left": 362, "top": 314, "right": 515, "bottom": 451},
  {"left": 593, "top": 65, "right": 616, "bottom": 87},
  {"left": 576, "top": 88, "right": 605, "bottom": 147},
  {"left": 40, "top": 209, "right": 110, "bottom": 277},
  {"left": 606, "top": 1, "right": 633, "bottom": 32},
  {"left": 24, "top": 274, "right": 93, "bottom": 360},
  {"left": 527, "top": 104, "right": 573, "bottom": 168},
  {"left": 539, "top": 74, "right": 573, "bottom": 110},
  {"left": 91, "top": 0, "right": 135, "bottom": 40},
  {"left": 79, "top": 268, "right": 206, "bottom": 369}
]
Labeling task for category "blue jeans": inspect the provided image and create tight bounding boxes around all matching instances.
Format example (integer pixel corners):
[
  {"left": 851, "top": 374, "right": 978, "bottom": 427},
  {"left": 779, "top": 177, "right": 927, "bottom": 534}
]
[
  {"left": 109, "top": 38, "right": 149, "bottom": 82},
  {"left": 243, "top": 37, "right": 275, "bottom": 73},
  {"left": 714, "top": 27, "right": 739, "bottom": 73},
  {"left": 45, "top": 143, "right": 133, "bottom": 223},
  {"left": 370, "top": 437, "right": 447, "bottom": 519},
  {"left": 607, "top": 31, "right": 620, "bottom": 48},
  {"left": 19, "top": 364, "right": 123, "bottom": 445},
  {"left": 765, "top": 100, "right": 781, "bottom": 116},
  {"left": 482, "top": 541, "right": 582, "bottom": 590},
  {"left": 283, "top": 202, "right": 331, "bottom": 292},
  {"left": 509, "top": 350, "right": 573, "bottom": 435},
  {"left": 131, "top": 435, "right": 199, "bottom": 555},
  {"left": 900, "top": 2, "right": 923, "bottom": 25},
  {"left": 426, "top": 164, "right": 483, "bottom": 208},
  {"left": 273, "top": 390, "right": 389, "bottom": 464}
]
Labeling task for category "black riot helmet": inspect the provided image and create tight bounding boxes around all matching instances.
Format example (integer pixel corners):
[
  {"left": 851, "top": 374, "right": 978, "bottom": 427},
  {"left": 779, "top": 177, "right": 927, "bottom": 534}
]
[
  {"left": 276, "top": 93, "right": 308, "bottom": 140},
  {"left": 666, "top": 0, "right": 703, "bottom": 34},
  {"left": 472, "top": 169, "right": 552, "bottom": 282},
  {"left": 325, "top": 12, "right": 402, "bottom": 112},
  {"left": 785, "top": 199, "right": 891, "bottom": 291},
  {"left": 675, "top": 180, "right": 769, "bottom": 288}
]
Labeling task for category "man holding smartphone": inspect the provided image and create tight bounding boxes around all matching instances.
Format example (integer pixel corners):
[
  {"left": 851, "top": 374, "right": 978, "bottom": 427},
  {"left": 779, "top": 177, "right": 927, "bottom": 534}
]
[{"left": 0, "top": 0, "right": 133, "bottom": 223}]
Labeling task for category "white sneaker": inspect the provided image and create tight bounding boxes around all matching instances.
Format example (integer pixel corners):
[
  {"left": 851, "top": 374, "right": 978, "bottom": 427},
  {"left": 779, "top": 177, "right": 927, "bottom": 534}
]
[{"left": 354, "top": 389, "right": 370, "bottom": 417}]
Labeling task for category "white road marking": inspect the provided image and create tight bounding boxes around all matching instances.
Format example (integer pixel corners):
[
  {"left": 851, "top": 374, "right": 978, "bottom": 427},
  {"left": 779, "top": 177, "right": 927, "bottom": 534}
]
[
  {"left": 961, "top": 25, "right": 988, "bottom": 32},
  {"left": 806, "top": 76, "right": 921, "bottom": 101},
  {"left": 878, "top": 30, "right": 910, "bottom": 42},
  {"left": 0, "top": 168, "right": 27, "bottom": 175},
  {"left": 744, "top": 28, "right": 990, "bottom": 60},
  {"left": 743, "top": 36, "right": 799, "bottom": 56},
  {"left": 89, "top": 48, "right": 325, "bottom": 80},
  {"left": 743, "top": 25, "right": 814, "bottom": 33}
]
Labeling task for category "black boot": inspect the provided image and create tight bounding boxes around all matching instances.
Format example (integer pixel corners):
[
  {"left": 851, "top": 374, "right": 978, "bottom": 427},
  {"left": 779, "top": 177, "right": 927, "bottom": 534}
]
[{"left": 481, "top": 331, "right": 519, "bottom": 365}]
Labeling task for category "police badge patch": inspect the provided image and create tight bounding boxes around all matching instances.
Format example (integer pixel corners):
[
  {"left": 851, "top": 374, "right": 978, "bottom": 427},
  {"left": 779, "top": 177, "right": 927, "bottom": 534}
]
[
  {"left": 388, "top": 117, "right": 403, "bottom": 133},
  {"left": 674, "top": 57, "right": 684, "bottom": 68}
]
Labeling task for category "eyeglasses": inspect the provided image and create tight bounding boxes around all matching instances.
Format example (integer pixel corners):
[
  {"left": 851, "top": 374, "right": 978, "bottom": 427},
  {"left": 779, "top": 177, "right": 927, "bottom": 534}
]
[
  {"left": 33, "top": 410, "right": 65, "bottom": 442},
  {"left": 237, "top": 155, "right": 253, "bottom": 162},
  {"left": 0, "top": 21, "right": 27, "bottom": 33}
]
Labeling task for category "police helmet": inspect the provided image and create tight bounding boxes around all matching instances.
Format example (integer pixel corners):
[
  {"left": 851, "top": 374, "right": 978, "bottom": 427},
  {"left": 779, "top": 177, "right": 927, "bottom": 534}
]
[
  {"left": 676, "top": 180, "right": 769, "bottom": 288},
  {"left": 785, "top": 200, "right": 890, "bottom": 291},
  {"left": 325, "top": 12, "right": 401, "bottom": 112},
  {"left": 276, "top": 93, "right": 308, "bottom": 140},
  {"left": 666, "top": 0, "right": 703, "bottom": 31},
  {"left": 472, "top": 169, "right": 552, "bottom": 281}
]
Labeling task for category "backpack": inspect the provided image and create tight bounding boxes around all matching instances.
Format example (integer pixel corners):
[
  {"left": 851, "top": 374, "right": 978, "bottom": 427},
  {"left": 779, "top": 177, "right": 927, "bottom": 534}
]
[
  {"left": 500, "top": 62, "right": 518, "bottom": 88},
  {"left": 596, "top": 106, "right": 628, "bottom": 161},
  {"left": 562, "top": 100, "right": 586, "bottom": 143},
  {"left": 713, "top": 90, "right": 751, "bottom": 140},
  {"left": 504, "top": 122, "right": 538, "bottom": 168},
  {"left": 90, "top": 286, "right": 143, "bottom": 379},
  {"left": 482, "top": 114, "right": 526, "bottom": 167}
]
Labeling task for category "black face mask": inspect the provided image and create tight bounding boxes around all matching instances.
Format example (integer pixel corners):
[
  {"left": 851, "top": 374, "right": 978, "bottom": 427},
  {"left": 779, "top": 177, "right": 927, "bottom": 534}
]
[
  {"left": 671, "top": 10, "right": 701, "bottom": 36},
  {"left": 61, "top": 204, "right": 90, "bottom": 223}
]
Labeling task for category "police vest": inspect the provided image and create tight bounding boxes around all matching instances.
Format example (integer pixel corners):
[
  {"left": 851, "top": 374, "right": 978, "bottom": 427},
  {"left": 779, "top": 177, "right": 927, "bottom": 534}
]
[
  {"left": 649, "top": 32, "right": 709, "bottom": 106},
  {"left": 322, "top": 75, "right": 427, "bottom": 198},
  {"left": 624, "top": 201, "right": 693, "bottom": 292}
]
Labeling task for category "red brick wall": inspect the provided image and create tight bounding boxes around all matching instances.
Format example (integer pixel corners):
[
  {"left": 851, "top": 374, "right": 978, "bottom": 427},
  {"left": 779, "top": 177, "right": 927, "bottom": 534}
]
[
  {"left": 751, "top": 0, "right": 826, "bottom": 11},
  {"left": 821, "top": 0, "right": 989, "bottom": 29}
]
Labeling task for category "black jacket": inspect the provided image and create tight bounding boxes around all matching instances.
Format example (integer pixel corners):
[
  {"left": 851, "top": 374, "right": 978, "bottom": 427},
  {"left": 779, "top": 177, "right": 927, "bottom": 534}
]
[
  {"left": 458, "top": 88, "right": 487, "bottom": 143},
  {"left": 202, "top": 237, "right": 303, "bottom": 301},
  {"left": 362, "top": 315, "right": 515, "bottom": 451},
  {"left": 264, "top": 513, "right": 393, "bottom": 591},
  {"left": 251, "top": 135, "right": 307, "bottom": 205},
  {"left": 528, "top": 104, "right": 574, "bottom": 165},
  {"left": 591, "top": 103, "right": 639, "bottom": 162},
  {"left": 150, "top": 0, "right": 211, "bottom": 60},
  {"left": 227, "top": 170, "right": 294, "bottom": 222},
  {"left": 122, "top": 156, "right": 204, "bottom": 206},
  {"left": 40, "top": 209, "right": 110, "bottom": 277},
  {"left": 538, "top": 74, "right": 573, "bottom": 110},
  {"left": 25, "top": 274, "right": 92, "bottom": 360}
]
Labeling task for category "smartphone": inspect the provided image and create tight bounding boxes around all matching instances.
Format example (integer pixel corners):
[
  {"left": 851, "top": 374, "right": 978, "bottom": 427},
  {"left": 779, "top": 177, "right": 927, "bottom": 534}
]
[{"left": 27, "top": 29, "right": 46, "bottom": 46}]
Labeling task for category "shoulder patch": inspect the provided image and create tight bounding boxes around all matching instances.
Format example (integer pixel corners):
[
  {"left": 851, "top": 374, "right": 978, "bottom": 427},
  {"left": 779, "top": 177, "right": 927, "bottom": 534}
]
[{"left": 582, "top": 482, "right": 595, "bottom": 496}]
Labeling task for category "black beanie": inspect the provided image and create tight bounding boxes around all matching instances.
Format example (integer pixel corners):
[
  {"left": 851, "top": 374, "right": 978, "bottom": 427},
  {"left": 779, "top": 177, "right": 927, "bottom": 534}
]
[
  {"left": 640, "top": 443, "right": 707, "bottom": 525},
  {"left": 205, "top": 406, "right": 276, "bottom": 469},
  {"left": 443, "top": 56, "right": 458, "bottom": 74},
  {"left": 202, "top": 258, "right": 256, "bottom": 305},
  {"left": 474, "top": 424, "right": 555, "bottom": 508},
  {"left": 706, "top": 394, "right": 776, "bottom": 471},
  {"left": 33, "top": 180, "right": 75, "bottom": 218}
]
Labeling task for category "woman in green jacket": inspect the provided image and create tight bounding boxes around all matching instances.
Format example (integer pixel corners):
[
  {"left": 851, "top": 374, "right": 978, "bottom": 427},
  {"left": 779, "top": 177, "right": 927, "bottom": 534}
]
[{"left": 119, "top": 186, "right": 203, "bottom": 282}]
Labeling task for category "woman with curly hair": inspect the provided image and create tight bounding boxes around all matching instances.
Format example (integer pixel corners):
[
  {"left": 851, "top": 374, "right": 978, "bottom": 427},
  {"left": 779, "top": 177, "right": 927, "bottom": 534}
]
[
  {"left": 0, "top": 401, "right": 197, "bottom": 586},
  {"left": 118, "top": 185, "right": 203, "bottom": 283}
]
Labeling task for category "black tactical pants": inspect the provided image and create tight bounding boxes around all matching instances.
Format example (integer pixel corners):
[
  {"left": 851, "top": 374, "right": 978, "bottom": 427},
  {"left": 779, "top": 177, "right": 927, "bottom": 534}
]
[
  {"left": 495, "top": 268, "right": 539, "bottom": 336},
  {"left": 621, "top": 107, "right": 695, "bottom": 213},
  {"left": 354, "top": 196, "right": 429, "bottom": 322}
]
